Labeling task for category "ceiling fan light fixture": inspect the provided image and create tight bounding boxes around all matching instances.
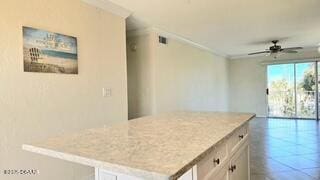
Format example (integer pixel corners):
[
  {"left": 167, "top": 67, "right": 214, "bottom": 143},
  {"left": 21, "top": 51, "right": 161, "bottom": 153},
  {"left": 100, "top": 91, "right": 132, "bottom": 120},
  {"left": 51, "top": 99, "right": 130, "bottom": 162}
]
[{"left": 271, "top": 53, "right": 278, "bottom": 59}]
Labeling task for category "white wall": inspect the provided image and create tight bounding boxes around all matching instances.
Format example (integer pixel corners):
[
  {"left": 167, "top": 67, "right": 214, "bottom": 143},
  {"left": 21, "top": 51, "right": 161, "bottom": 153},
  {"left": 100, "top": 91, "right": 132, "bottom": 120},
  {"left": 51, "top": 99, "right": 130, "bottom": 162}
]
[
  {"left": 0, "top": 1, "right": 128, "bottom": 180},
  {"left": 228, "top": 59, "right": 267, "bottom": 117},
  {"left": 127, "top": 32, "right": 229, "bottom": 118},
  {"left": 154, "top": 36, "right": 229, "bottom": 113},
  {"left": 228, "top": 50, "right": 320, "bottom": 117},
  {"left": 127, "top": 34, "right": 156, "bottom": 119}
]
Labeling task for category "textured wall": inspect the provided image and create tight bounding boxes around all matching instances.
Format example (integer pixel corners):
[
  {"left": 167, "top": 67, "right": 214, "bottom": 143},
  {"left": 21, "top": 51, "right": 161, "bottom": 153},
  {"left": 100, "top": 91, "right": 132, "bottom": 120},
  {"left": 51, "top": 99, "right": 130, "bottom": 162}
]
[
  {"left": 154, "top": 36, "right": 229, "bottom": 113},
  {"left": 228, "top": 58, "right": 267, "bottom": 117},
  {"left": 127, "top": 32, "right": 229, "bottom": 119},
  {"left": 0, "top": 0, "right": 128, "bottom": 180},
  {"left": 127, "top": 34, "right": 156, "bottom": 119}
]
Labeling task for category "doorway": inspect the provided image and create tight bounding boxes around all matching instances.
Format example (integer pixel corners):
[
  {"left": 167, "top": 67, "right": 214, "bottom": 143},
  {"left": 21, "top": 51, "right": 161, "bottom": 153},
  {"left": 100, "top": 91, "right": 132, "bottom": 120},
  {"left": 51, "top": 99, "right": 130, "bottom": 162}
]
[{"left": 267, "top": 62, "right": 318, "bottom": 119}]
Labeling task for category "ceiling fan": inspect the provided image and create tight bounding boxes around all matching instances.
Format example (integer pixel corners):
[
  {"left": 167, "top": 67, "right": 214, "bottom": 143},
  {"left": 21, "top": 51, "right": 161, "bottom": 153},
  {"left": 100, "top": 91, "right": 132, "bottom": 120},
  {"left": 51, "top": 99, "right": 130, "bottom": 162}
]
[{"left": 248, "top": 40, "right": 303, "bottom": 57}]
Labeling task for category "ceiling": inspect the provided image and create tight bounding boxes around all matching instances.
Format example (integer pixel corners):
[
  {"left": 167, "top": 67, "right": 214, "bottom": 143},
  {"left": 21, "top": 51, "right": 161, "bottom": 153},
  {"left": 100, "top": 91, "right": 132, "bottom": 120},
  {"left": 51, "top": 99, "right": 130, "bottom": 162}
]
[{"left": 109, "top": 0, "right": 320, "bottom": 58}]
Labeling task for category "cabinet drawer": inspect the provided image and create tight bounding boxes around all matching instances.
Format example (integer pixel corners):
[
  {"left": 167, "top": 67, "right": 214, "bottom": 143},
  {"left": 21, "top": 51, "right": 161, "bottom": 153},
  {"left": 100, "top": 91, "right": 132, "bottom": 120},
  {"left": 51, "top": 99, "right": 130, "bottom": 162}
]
[
  {"left": 197, "top": 141, "right": 227, "bottom": 180},
  {"left": 227, "top": 123, "right": 248, "bottom": 153}
]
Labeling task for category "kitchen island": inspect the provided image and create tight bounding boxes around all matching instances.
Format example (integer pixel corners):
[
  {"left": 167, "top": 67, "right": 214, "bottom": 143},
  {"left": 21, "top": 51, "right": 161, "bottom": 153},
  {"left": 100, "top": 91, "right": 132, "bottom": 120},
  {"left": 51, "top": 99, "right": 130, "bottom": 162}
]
[{"left": 23, "top": 112, "right": 255, "bottom": 180}]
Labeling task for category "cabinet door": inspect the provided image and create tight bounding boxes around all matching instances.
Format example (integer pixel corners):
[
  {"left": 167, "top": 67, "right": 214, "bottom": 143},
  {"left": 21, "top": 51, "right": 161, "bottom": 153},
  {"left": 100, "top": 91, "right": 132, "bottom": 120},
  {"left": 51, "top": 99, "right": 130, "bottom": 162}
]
[
  {"left": 229, "top": 146, "right": 249, "bottom": 180},
  {"left": 215, "top": 167, "right": 228, "bottom": 180},
  {"left": 96, "top": 168, "right": 140, "bottom": 180},
  {"left": 205, "top": 164, "right": 228, "bottom": 180},
  {"left": 99, "top": 171, "right": 117, "bottom": 180}
]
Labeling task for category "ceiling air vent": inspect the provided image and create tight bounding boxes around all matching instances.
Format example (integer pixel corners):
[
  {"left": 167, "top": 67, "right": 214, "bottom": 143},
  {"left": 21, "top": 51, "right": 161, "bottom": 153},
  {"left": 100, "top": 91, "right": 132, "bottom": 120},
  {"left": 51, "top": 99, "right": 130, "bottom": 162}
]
[{"left": 159, "top": 36, "right": 167, "bottom": 44}]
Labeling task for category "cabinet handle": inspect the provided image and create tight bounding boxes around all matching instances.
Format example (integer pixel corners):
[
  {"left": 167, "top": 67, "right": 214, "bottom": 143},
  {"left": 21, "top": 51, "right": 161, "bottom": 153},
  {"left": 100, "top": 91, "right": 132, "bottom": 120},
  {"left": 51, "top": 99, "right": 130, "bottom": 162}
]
[
  {"left": 239, "top": 135, "right": 244, "bottom": 139},
  {"left": 213, "top": 158, "right": 220, "bottom": 165},
  {"left": 229, "top": 166, "right": 234, "bottom": 172},
  {"left": 233, "top": 165, "right": 237, "bottom": 170}
]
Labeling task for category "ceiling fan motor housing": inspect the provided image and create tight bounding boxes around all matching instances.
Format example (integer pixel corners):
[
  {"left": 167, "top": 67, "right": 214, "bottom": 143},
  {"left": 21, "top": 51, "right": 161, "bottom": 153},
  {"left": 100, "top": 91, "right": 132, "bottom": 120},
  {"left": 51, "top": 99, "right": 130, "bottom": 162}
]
[{"left": 270, "top": 45, "right": 281, "bottom": 52}]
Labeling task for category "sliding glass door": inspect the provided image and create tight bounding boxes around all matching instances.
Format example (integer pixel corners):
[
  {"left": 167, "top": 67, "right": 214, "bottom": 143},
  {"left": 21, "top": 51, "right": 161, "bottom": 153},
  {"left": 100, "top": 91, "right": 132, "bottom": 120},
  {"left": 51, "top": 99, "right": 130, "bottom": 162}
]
[
  {"left": 295, "top": 63, "right": 316, "bottom": 118},
  {"left": 267, "top": 62, "right": 317, "bottom": 119},
  {"left": 267, "top": 64, "right": 295, "bottom": 118}
]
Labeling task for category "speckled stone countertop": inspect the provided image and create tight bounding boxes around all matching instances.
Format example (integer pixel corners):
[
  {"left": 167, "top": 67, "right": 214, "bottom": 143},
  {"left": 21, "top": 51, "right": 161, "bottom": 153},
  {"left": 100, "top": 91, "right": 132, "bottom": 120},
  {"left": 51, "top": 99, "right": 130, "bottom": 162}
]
[{"left": 23, "top": 112, "right": 255, "bottom": 180}]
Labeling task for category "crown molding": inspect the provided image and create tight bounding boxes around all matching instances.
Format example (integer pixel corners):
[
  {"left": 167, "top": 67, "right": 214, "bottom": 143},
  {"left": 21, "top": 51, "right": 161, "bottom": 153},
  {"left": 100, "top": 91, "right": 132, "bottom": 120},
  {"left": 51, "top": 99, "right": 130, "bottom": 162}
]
[
  {"left": 126, "top": 28, "right": 154, "bottom": 38},
  {"left": 153, "top": 27, "right": 228, "bottom": 58},
  {"left": 82, "top": 0, "right": 131, "bottom": 18},
  {"left": 126, "top": 27, "right": 227, "bottom": 58}
]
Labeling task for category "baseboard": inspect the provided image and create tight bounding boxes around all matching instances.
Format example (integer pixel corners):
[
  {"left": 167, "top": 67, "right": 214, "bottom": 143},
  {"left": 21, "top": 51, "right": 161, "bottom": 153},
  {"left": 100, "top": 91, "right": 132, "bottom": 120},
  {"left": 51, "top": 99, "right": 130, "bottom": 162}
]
[{"left": 255, "top": 115, "right": 267, "bottom": 118}]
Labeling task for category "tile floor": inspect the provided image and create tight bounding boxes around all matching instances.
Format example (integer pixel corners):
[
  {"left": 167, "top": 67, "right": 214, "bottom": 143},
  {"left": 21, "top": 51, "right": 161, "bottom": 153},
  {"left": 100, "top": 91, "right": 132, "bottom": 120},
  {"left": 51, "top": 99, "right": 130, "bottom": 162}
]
[{"left": 250, "top": 118, "right": 320, "bottom": 180}]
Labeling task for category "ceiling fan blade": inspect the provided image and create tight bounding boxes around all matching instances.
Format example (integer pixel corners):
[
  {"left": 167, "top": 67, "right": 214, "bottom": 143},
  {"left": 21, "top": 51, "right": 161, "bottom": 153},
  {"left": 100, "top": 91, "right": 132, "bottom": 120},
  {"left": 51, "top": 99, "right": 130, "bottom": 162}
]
[
  {"left": 281, "top": 50, "right": 298, "bottom": 53},
  {"left": 248, "top": 51, "right": 270, "bottom": 55},
  {"left": 282, "top": 47, "right": 303, "bottom": 50}
]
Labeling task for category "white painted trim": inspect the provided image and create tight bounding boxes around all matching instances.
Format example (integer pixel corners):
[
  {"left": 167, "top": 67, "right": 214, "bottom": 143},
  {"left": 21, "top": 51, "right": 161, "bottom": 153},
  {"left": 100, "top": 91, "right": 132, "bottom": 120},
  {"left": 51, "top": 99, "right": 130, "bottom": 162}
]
[
  {"left": 95, "top": 167, "right": 99, "bottom": 180},
  {"left": 192, "top": 165, "right": 198, "bottom": 180},
  {"left": 126, "top": 28, "right": 154, "bottom": 38},
  {"left": 82, "top": 0, "right": 131, "bottom": 18},
  {"left": 126, "top": 27, "right": 227, "bottom": 58},
  {"left": 153, "top": 27, "right": 227, "bottom": 58},
  {"left": 256, "top": 115, "right": 267, "bottom": 118}
]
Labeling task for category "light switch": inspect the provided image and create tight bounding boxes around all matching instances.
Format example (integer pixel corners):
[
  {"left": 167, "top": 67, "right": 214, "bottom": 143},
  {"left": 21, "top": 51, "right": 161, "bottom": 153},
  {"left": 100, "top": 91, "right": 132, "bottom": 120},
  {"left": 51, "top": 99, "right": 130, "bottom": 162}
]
[{"left": 102, "top": 88, "right": 112, "bottom": 97}]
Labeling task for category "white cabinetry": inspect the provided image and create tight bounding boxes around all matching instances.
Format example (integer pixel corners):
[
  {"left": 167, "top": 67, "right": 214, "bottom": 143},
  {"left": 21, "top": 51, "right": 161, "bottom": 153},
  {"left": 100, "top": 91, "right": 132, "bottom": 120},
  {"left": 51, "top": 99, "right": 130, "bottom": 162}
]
[
  {"left": 96, "top": 123, "right": 250, "bottom": 180},
  {"left": 206, "top": 164, "right": 228, "bottom": 180},
  {"left": 229, "top": 146, "right": 249, "bottom": 180},
  {"left": 99, "top": 171, "right": 117, "bottom": 180},
  {"left": 198, "top": 123, "right": 250, "bottom": 180},
  {"left": 177, "top": 167, "right": 196, "bottom": 180},
  {"left": 96, "top": 169, "right": 140, "bottom": 180}
]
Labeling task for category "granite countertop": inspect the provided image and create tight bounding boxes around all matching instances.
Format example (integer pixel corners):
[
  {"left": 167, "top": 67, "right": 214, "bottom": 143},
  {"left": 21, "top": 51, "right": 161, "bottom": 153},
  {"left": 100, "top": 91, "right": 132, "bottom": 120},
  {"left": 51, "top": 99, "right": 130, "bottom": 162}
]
[{"left": 23, "top": 112, "right": 255, "bottom": 180}]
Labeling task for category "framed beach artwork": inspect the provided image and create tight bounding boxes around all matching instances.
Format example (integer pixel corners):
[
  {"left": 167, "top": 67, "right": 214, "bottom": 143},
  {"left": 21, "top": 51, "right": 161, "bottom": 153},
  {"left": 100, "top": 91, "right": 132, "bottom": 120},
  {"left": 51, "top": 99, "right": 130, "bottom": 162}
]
[{"left": 23, "top": 26, "right": 78, "bottom": 74}]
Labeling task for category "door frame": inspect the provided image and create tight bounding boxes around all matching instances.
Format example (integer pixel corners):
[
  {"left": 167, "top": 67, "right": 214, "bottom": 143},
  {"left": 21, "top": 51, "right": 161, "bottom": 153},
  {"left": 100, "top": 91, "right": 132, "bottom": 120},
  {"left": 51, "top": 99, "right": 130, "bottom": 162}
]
[{"left": 266, "top": 59, "right": 319, "bottom": 120}]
